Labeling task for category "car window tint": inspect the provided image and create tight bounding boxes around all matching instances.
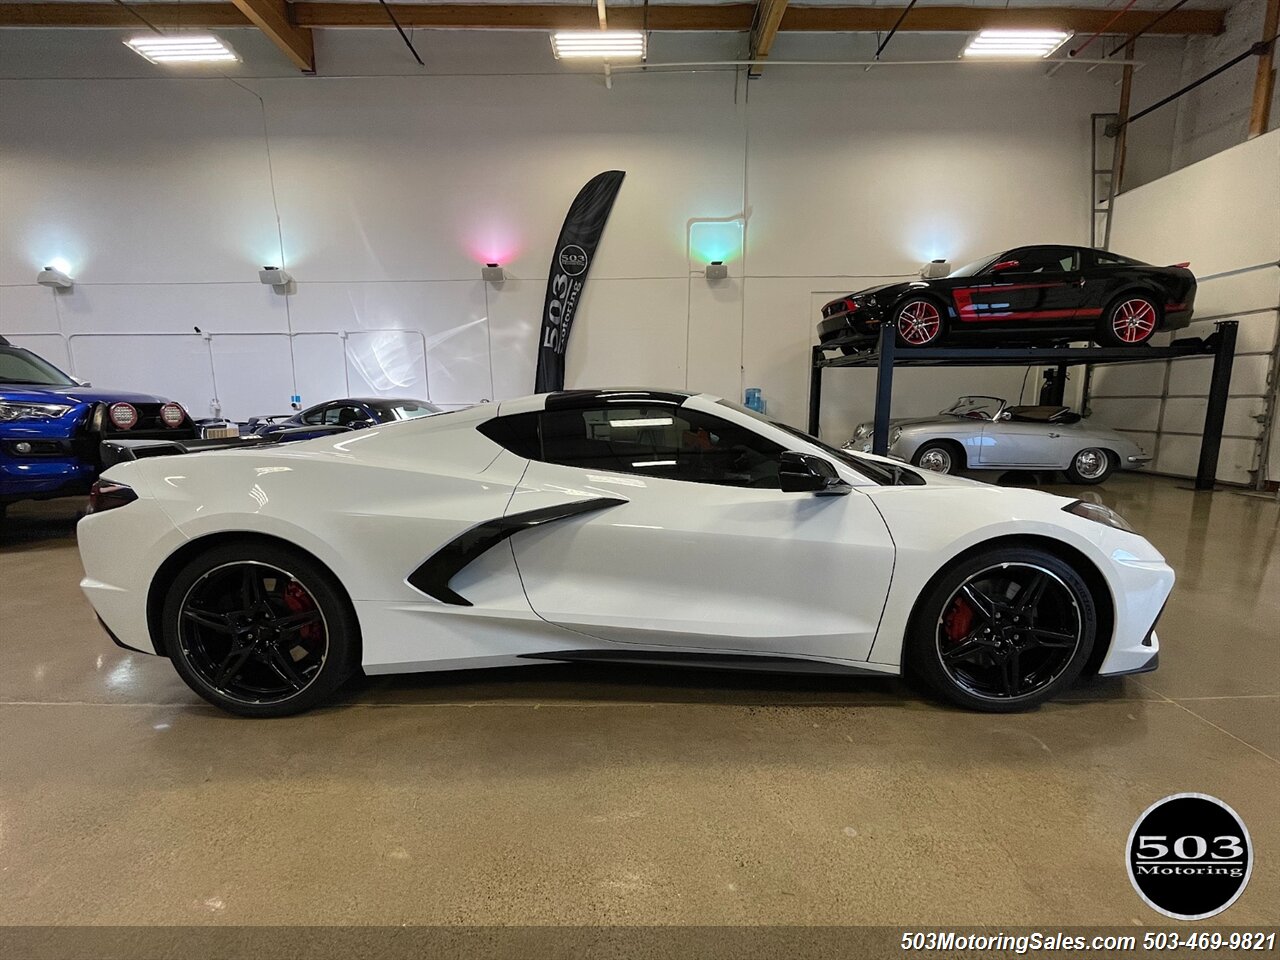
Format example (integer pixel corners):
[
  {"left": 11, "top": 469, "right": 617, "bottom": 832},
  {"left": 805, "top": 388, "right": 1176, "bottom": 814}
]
[
  {"left": 538, "top": 405, "right": 786, "bottom": 489},
  {"left": 478, "top": 412, "right": 542, "bottom": 460},
  {"left": 300, "top": 406, "right": 325, "bottom": 425},
  {"left": 1009, "top": 247, "right": 1077, "bottom": 274}
]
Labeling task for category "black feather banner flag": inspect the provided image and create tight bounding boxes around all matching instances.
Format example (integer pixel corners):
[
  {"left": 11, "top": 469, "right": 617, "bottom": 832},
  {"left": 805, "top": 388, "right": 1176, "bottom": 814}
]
[{"left": 534, "top": 170, "right": 626, "bottom": 393}]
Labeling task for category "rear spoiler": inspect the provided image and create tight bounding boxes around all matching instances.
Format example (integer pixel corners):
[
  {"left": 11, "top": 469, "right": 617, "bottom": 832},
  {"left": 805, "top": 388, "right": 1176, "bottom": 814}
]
[
  {"left": 101, "top": 435, "right": 274, "bottom": 467},
  {"left": 100, "top": 425, "right": 354, "bottom": 467}
]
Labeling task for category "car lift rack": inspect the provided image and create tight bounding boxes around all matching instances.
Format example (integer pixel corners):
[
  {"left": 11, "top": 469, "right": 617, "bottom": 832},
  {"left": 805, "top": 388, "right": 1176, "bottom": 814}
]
[{"left": 807, "top": 320, "right": 1239, "bottom": 491}]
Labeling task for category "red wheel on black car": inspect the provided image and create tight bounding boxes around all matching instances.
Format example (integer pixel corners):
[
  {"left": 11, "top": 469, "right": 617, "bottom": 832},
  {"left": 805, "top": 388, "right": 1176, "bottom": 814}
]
[
  {"left": 1099, "top": 295, "right": 1159, "bottom": 347},
  {"left": 894, "top": 298, "right": 945, "bottom": 347}
]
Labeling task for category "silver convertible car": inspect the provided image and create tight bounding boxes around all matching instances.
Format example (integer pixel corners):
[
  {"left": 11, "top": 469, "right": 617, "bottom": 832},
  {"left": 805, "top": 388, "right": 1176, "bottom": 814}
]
[{"left": 845, "top": 396, "right": 1150, "bottom": 484}]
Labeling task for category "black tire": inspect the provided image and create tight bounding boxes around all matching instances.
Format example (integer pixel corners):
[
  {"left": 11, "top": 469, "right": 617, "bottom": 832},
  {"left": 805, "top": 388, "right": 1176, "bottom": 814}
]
[
  {"left": 1065, "top": 448, "right": 1116, "bottom": 485},
  {"left": 911, "top": 440, "right": 963, "bottom": 475},
  {"left": 161, "top": 540, "right": 360, "bottom": 717},
  {"left": 893, "top": 297, "right": 947, "bottom": 348},
  {"left": 906, "top": 546, "right": 1096, "bottom": 712},
  {"left": 1097, "top": 294, "right": 1160, "bottom": 347}
]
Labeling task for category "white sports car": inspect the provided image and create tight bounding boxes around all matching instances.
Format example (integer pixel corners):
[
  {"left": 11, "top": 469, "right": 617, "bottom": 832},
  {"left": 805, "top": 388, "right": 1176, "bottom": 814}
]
[{"left": 77, "top": 389, "right": 1171, "bottom": 717}]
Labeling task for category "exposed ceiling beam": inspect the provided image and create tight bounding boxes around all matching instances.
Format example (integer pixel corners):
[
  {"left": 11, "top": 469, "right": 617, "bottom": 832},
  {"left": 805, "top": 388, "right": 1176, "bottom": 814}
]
[
  {"left": 228, "top": 0, "right": 314, "bottom": 70},
  {"left": 0, "top": 4, "right": 1226, "bottom": 37},
  {"left": 748, "top": 0, "right": 788, "bottom": 76}
]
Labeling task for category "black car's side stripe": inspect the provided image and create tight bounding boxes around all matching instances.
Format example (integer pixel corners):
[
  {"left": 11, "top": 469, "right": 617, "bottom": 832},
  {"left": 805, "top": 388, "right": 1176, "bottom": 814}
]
[{"left": 407, "top": 497, "right": 628, "bottom": 607}]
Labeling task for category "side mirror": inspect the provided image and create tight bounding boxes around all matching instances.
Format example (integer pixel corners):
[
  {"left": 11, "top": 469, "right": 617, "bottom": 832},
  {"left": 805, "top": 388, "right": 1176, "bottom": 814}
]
[
  {"left": 999, "top": 410, "right": 1012, "bottom": 421},
  {"left": 779, "top": 451, "right": 852, "bottom": 496},
  {"left": 991, "top": 259, "right": 1021, "bottom": 273}
]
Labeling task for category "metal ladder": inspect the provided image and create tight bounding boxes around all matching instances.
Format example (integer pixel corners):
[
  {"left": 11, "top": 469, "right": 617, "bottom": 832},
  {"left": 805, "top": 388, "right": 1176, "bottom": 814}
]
[{"left": 1090, "top": 112, "right": 1121, "bottom": 250}]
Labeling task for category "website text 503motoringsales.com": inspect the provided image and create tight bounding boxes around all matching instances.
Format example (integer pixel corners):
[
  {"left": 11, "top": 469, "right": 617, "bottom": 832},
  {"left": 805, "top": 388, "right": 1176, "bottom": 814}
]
[{"left": 901, "top": 931, "right": 1277, "bottom": 953}]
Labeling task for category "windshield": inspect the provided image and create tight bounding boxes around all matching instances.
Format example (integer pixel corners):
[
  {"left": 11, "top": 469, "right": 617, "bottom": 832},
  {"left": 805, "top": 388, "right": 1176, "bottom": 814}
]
[
  {"left": 943, "top": 396, "right": 1004, "bottom": 420},
  {"left": 716, "top": 399, "right": 922, "bottom": 486},
  {"left": 947, "top": 253, "right": 1001, "bottom": 278},
  {"left": 0, "top": 346, "right": 76, "bottom": 387},
  {"left": 373, "top": 400, "right": 442, "bottom": 421}
]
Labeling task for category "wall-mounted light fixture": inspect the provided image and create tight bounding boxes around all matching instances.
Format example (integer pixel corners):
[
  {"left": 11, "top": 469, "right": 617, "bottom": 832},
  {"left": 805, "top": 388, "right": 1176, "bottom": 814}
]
[
  {"left": 920, "top": 259, "right": 952, "bottom": 279},
  {"left": 704, "top": 261, "right": 728, "bottom": 281},
  {"left": 550, "top": 30, "right": 646, "bottom": 60},
  {"left": 36, "top": 266, "right": 74, "bottom": 289},
  {"left": 125, "top": 34, "right": 240, "bottom": 65},
  {"left": 481, "top": 263, "right": 506, "bottom": 284},
  {"left": 962, "top": 30, "right": 1070, "bottom": 59},
  {"left": 258, "top": 266, "right": 293, "bottom": 287}
]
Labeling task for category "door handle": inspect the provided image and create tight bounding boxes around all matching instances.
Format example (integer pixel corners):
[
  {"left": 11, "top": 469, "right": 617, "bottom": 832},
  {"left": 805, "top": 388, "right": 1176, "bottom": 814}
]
[{"left": 1048, "top": 432, "right": 1061, "bottom": 438}]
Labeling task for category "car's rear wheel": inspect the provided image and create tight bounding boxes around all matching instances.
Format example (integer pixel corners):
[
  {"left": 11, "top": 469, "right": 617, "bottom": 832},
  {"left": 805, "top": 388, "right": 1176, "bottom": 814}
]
[
  {"left": 1099, "top": 295, "right": 1159, "bottom": 347},
  {"left": 161, "top": 541, "right": 360, "bottom": 717},
  {"left": 907, "top": 547, "right": 1096, "bottom": 712},
  {"left": 1066, "top": 447, "right": 1115, "bottom": 485},
  {"left": 894, "top": 298, "right": 946, "bottom": 347},
  {"left": 912, "top": 440, "right": 963, "bottom": 475}
]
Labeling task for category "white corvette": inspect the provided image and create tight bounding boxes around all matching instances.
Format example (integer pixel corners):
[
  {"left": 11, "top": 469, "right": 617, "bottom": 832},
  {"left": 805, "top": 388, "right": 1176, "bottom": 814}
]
[{"left": 77, "top": 389, "right": 1171, "bottom": 717}]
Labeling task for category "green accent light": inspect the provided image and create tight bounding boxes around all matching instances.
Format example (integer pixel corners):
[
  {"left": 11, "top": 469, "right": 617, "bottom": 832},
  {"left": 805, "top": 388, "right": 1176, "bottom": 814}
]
[{"left": 689, "top": 220, "right": 743, "bottom": 265}]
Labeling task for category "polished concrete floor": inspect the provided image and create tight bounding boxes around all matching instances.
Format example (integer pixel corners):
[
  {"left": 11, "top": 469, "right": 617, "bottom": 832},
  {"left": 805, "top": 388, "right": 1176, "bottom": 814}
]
[{"left": 0, "top": 473, "right": 1276, "bottom": 929}]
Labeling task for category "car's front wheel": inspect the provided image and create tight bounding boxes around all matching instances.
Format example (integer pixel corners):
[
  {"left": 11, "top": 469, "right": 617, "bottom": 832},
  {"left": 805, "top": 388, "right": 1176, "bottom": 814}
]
[
  {"left": 907, "top": 547, "right": 1096, "bottom": 712},
  {"left": 1066, "top": 447, "right": 1115, "bottom": 484},
  {"left": 912, "top": 440, "right": 963, "bottom": 475},
  {"left": 161, "top": 540, "right": 360, "bottom": 717},
  {"left": 894, "top": 298, "right": 946, "bottom": 347}
]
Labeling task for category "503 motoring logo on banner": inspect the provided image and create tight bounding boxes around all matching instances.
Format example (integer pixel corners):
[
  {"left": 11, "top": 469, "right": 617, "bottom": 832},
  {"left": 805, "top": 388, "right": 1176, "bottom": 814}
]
[
  {"left": 1126, "top": 793, "right": 1254, "bottom": 920},
  {"left": 535, "top": 171, "right": 626, "bottom": 394}
]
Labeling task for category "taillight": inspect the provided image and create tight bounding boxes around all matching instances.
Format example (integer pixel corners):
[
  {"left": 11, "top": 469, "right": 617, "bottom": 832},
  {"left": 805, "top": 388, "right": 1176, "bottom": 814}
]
[
  {"left": 160, "top": 402, "right": 186, "bottom": 428},
  {"left": 87, "top": 479, "right": 138, "bottom": 514},
  {"left": 108, "top": 402, "right": 138, "bottom": 430}
]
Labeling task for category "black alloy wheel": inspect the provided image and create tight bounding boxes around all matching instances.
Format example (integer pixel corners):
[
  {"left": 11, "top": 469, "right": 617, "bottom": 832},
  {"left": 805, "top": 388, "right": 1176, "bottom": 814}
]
[
  {"left": 162, "top": 541, "right": 359, "bottom": 717},
  {"left": 907, "top": 548, "right": 1096, "bottom": 711}
]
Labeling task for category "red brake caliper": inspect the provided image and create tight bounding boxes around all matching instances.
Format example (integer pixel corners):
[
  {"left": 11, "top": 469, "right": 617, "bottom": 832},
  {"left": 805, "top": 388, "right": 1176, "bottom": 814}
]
[
  {"left": 283, "top": 581, "right": 321, "bottom": 642},
  {"left": 942, "top": 597, "right": 974, "bottom": 644}
]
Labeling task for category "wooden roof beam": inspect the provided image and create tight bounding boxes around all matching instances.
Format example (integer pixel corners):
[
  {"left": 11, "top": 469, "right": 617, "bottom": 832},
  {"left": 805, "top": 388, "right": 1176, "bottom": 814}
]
[
  {"left": 0, "top": 4, "right": 1226, "bottom": 37},
  {"left": 229, "top": 0, "right": 314, "bottom": 71}
]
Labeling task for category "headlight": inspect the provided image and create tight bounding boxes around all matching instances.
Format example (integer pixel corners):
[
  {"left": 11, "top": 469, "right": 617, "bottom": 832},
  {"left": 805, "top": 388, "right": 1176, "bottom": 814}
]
[
  {"left": 1063, "top": 500, "right": 1135, "bottom": 533},
  {"left": 852, "top": 423, "right": 872, "bottom": 440},
  {"left": 0, "top": 401, "right": 73, "bottom": 422}
]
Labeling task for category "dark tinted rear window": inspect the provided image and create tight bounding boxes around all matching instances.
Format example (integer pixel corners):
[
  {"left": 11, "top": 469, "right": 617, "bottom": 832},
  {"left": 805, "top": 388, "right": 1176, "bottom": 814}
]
[{"left": 478, "top": 412, "right": 542, "bottom": 460}]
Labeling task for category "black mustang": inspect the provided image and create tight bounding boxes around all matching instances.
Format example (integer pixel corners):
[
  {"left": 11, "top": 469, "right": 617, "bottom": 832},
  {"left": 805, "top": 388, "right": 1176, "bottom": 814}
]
[{"left": 818, "top": 245, "right": 1196, "bottom": 350}]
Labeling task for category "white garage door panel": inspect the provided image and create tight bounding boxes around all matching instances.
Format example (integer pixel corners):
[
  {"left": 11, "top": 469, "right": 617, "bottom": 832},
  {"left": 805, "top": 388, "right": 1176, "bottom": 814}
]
[
  {"left": 1155, "top": 435, "right": 1256, "bottom": 485},
  {"left": 210, "top": 335, "right": 296, "bottom": 423},
  {"left": 0, "top": 285, "right": 59, "bottom": 333},
  {"left": 69, "top": 334, "right": 215, "bottom": 417},
  {"left": 344, "top": 330, "right": 430, "bottom": 401},
  {"left": 1170, "top": 314, "right": 1278, "bottom": 355},
  {"left": 1162, "top": 396, "right": 1265, "bottom": 439},
  {"left": 1190, "top": 269, "right": 1280, "bottom": 320},
  {"left": 1167, "top": 354, "right": 1271, "bottom": 397},
  {"left": 291, "top": 334, "right": 348, "bottom": 411},
  {"left": 1088, "top": 396, "right": 1161, "bottom": 433},
  {"left": 3, "top": 334, "right": 71, "bottom": 373},
  {"left": 1089, "top": 362, "right": 1167, "bottom": 397}
]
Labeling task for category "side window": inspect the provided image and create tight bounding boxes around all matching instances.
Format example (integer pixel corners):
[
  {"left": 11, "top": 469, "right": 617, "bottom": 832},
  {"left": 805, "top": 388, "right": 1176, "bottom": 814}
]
[
  {"left": 1095, "top": 252, "right": 1131, "bottom": 267},
  {"left": 300, "top": 405, "right": 326, "bottom": 425},
  {"left": 1006, "top": 247, "right": 1077, "bottom": 274},
  {"left": 538, "top": 405, "right": 786, "bottom": 489},
  {"left": 478, "top": 412, "right": 542, "bottom": 460}
]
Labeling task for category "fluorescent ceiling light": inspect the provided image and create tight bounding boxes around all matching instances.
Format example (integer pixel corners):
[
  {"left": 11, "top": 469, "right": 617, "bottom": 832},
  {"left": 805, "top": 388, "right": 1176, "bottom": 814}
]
[
  {"left": 550, "top": 30, "right": 646, "bottom": 60},
  {"left": 962, "top": 30, "right": 1070, "bottom": 59},
  {"left": 610, "top": 417, "right": 673, "bottom": 428},
  {"left": 125, "top": 35, "right": 240, "bottom": 64}
]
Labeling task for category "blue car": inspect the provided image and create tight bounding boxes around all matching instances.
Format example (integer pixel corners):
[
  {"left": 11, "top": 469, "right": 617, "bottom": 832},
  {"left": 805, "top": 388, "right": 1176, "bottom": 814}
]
[
  {"left": 0, "top": 335, "right": 197, "bottom": 514},
  {"left": 247, "top": 397, "right": 441, "bottom": 440}
]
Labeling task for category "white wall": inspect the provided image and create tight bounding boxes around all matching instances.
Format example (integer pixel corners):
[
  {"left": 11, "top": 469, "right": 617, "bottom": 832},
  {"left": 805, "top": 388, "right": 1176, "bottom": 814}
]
[
  {"left": 1, "top": 29, "right": 1155, "bottom": 436},
  {"left": 1101, "top": 129, "right": 1280, "bottom": 486}
]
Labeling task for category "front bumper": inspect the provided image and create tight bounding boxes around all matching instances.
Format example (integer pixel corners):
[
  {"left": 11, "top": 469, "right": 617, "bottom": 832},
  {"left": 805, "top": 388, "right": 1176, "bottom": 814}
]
[
  {"left": 818, "top": 304, "right": 886, "bottom": 346},
  {"left": 0, "top": 447, "right": 96, "bottom": 502}
]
